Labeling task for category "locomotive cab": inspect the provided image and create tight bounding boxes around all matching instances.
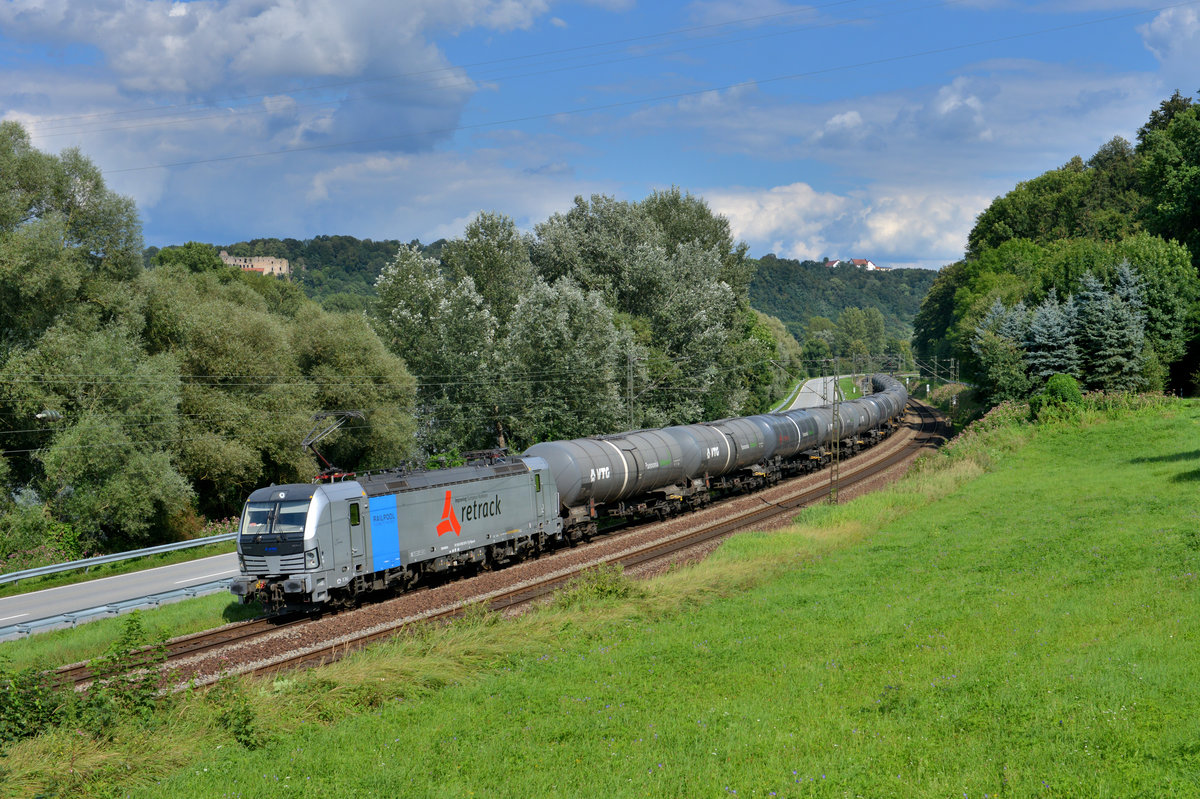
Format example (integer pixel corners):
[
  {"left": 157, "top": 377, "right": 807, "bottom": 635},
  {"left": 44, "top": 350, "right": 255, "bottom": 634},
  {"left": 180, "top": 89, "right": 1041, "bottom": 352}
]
[{"left": 229, "top": 483, "right": 355, "bottom": 608}]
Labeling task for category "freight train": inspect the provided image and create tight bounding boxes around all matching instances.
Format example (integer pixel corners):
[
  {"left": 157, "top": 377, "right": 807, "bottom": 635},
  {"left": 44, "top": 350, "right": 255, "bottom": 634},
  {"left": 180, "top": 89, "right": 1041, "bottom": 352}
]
[{"left": 229, "top": 374, "right": 908, "bottom": 611}]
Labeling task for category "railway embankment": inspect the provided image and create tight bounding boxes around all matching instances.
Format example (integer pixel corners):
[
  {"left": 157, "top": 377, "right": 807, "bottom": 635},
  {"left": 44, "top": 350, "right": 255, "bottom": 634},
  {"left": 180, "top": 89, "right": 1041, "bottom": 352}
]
[{"left": 3, "top": 393, "right": 1197, "bottom": 797}]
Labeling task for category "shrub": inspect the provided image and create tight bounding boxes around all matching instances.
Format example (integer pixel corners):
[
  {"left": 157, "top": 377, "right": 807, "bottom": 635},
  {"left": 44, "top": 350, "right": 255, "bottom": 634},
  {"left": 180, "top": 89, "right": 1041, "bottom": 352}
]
[
  {"left": 1045, "top": 373, "right": 1083, "bottom": 405},
  {"left": 80, "top": 612, "right": 170, "bottom": 737},
  {"left": 554, "top": 562, "right": 643, "bottom": 609},
  {"left": 1030, "top": 373, "right": 1083, "bottom": 420},
  {"left": 0, "top": 656, "right": 67, "bottom": 746}
]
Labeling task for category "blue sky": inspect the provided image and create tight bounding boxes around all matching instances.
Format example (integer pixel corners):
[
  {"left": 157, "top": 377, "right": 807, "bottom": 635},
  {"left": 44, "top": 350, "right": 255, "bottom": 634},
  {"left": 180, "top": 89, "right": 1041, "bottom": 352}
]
[{"left": 2, "top": 0, "right": 1198, "bottom": 269}]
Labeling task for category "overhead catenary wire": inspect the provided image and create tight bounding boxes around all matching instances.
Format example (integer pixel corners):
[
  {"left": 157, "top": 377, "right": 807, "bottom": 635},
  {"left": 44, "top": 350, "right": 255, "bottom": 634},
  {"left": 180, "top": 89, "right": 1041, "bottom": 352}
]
[{"left": 0, "top": 354, "right": 910, "bottom": 447}]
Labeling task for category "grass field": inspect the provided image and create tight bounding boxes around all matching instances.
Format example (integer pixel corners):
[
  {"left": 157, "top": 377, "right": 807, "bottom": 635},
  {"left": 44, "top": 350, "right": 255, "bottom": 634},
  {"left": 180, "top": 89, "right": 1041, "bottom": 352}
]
[
  {"left": 5, "top": 397, "right": 1198, "bottom": 797},
  {"left": 0, "top": 591, "right": 259, "bottom": 671}
]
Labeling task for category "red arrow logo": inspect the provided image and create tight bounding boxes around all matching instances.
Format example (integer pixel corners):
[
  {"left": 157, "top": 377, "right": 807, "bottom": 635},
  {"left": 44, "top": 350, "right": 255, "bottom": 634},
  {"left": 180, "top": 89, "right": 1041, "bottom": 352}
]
[{"left": 436, "top": 490, "right": 461, "bottom": 536}]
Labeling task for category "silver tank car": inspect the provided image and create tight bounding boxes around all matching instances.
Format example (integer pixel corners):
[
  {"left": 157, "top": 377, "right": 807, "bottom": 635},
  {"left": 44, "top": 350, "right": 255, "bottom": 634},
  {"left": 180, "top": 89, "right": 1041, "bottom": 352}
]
[
  {"left": 523, "top": 428, "right": 686, "bottom": 509},
  {"left": 527, "top": 373, "right": 907, "bottom": 526}
]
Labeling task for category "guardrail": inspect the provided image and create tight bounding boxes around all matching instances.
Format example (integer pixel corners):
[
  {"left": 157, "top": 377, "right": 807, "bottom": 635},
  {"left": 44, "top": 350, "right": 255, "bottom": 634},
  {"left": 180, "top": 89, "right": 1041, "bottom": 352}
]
[
  {"left": 0, "top": 532, "right": 238, "bottom": 587},
  {"left": 770, "top": 378, "right": 806, "bottom": 413},
  {"left": 0, "top": 578, "right": 233, "bottom": 642}
]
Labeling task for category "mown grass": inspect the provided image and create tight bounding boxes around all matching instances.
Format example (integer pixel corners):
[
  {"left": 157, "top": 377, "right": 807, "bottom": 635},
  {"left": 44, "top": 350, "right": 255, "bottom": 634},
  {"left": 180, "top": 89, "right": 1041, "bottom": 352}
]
[
  {"left": 4, "top": 396, "right": 1197, "bottom": 797},
  {"left": 0, "top": 593, "right": 259, "bottom": 672},
  {"left": 839, "top": 376, "right": 863, "bottom": 400}
]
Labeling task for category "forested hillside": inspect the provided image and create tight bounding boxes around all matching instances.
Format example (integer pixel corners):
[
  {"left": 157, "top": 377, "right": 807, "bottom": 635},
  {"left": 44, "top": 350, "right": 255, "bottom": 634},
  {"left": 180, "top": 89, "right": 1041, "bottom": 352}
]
[
  {"left": 750, "top": 255, "right": 937, "bottom": 341},
  {"left": 147, "top": 236, "right": 445, "bottom": 313},
  {"left": 913, "top": 91, "right": 1200, "bottom": 403}
]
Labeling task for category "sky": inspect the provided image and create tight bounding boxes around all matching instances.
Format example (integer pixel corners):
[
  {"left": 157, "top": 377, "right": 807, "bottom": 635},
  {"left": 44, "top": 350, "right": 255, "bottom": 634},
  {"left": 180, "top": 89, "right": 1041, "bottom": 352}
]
[{"left": 2, "top": 1, "right": 1198, "bottom": 269}]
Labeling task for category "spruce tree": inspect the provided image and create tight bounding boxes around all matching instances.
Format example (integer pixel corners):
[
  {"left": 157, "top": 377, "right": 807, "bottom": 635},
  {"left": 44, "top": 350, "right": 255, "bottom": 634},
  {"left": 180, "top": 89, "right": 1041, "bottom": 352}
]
[
  {"left": 1105, "top": 264, "right": 1147, "bottom": 390},
  {"left": 1072, "top": 270, "right": 1146, "bottom": 391},
  {"left": 999, "top": 300, "right": 1030, "bottom": 343},
  {"left": 1025, "top": 288, "right": 1080, "bottom": 381}
]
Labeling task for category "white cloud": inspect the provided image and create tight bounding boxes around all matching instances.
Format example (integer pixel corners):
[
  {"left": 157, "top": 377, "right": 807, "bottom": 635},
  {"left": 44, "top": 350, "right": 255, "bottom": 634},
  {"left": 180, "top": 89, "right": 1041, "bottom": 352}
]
[
  {"left": 122, "top": 131, "right": 615, "bottom": 246},
  {"left": 705, "top": 182, "right": 988, "bottom": 266},
  {"left": 1139, "top": 8, "right": 1200, "bottom": 89}
]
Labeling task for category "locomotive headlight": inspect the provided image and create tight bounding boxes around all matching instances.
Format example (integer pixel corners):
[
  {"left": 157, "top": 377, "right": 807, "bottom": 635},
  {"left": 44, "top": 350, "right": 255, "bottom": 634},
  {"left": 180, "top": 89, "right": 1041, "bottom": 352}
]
[{"left": 305, "top": 548, "right": 320, "bottom": 569}]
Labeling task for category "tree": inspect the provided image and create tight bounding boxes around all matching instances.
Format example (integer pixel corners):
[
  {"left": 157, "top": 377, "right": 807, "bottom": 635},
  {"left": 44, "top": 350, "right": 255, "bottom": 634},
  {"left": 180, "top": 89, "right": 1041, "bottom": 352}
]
[
  {"left": 1138, "top": 104, "right": 1200, "bottom": 263},
  {"left": 1025, "top": 289, "right": 1080, "bottom": 381},
  {"left": 971, "top": 330, "right": 1031, "bottom": 403},
  {"left": 289, "top": 305, "right": 416, "bottom": 471},
  {"left": 1136, "top": 90, "right": 1194, "bottom": 150},
  {"left": 152, "top": 242, "right": 226, "bottom": 273},
  {"left": 531, "top": 194, "right": 662, "bottom": 308},
  {"left": 374, "top": 245, "right": 499, "bottom": 454},
  {"left": 639, "top": 186, "right": 753, "bottom": 297},
  {"left": 440, "top": 213, "right": 535, "bottom": 328},
  {"left": 0, "top": 121, "right": 142, "bottom": 351},
  {"left": 496, "top": 278, "right": 628, "bottom": 446},
  {"left": 1072, "top": 272, "right": 1146, "bottom": 391}
]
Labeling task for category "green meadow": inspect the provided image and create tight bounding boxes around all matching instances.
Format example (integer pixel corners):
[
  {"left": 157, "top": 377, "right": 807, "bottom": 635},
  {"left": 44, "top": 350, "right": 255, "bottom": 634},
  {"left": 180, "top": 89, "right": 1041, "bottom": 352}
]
[{"left": 4, "top": 397, "right": 1198, "bottom": 797}]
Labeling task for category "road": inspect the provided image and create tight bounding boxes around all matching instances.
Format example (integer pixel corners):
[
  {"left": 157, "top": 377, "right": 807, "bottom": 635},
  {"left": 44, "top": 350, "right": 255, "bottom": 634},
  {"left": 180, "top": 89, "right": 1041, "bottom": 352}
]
[
  {"left": 0, "top": 553, "right": 238, "bottom": 631},
  {"left": 786, "top": 375, "right": 841, "bottom": 409}
]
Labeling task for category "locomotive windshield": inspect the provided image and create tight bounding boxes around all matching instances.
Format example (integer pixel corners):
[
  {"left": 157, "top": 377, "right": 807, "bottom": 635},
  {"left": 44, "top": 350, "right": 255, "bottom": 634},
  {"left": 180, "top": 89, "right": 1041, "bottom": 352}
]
[{"left": 240, "top": 500, "right": 310, "bottom": 540}]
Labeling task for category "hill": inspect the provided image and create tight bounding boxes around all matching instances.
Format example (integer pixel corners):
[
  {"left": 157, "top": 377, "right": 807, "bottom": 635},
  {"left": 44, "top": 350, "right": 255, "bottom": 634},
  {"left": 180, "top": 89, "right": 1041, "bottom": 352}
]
[
  {"left": 149, "top": 236, "right": 446, "bottom": 313},
  {"left": 912, "top": 92, "right": 1200, "bottom": 399},
  {"left": 749, "top": 254, "right": 939, "bottom": 341}
]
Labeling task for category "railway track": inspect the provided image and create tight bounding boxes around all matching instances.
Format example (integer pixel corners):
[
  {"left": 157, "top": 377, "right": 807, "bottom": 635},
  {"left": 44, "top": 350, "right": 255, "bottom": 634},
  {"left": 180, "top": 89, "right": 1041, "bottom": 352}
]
[{"left": 57, "top": 399, "right": 948, "bottom": 689}]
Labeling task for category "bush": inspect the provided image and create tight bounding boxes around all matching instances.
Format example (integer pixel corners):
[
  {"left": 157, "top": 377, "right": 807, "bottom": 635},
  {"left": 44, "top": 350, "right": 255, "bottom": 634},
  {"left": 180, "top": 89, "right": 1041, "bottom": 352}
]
[
  {"left": 554, "top": 562, "right": 644, "bottom": 610},
  {"left": 0, "top": 504, "right": 85, "bottom": 574},
  {"left": 0, "top": 656, "right": 66, "bottom": 745},
  {"left": 1030, "top": 373, "right": 1083, "bottom": 420},
  {"left": 80, "top": 612, "right": 170, "bottom": 737},
  {"left": 1045, "top": 373, "right": 1083, "bottom": 405}
]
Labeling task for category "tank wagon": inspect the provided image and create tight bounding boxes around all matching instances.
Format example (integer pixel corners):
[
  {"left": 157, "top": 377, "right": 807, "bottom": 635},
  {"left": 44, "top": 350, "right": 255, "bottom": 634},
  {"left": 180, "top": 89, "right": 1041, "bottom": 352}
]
[
  {"left": 231, "top": 374, "right": 907, "bottom": 610},
  {"left": 526, "top": 373, "right": 907, "bottom": 536}
]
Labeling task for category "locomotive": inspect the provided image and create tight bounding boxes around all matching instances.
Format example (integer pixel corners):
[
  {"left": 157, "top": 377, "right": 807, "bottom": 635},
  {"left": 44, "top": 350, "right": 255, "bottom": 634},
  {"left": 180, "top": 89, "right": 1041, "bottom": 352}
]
[{"left": 230, "top": 374, "right": 908, "bottom": 610}]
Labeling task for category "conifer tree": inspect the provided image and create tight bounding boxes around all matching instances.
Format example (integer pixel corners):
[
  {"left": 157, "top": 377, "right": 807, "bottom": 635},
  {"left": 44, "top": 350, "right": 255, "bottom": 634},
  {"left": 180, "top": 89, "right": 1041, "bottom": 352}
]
[
  {"left": 1025, "top": 288, "right": 1080, "bottom": 381},
  {"left": 1072, "top": 271, "right": 1146, "bottom": 391}
]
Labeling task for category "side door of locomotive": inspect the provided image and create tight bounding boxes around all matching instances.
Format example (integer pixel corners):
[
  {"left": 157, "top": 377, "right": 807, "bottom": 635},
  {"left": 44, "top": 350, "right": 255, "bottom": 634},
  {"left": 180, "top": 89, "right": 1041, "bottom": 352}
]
[{"left": 347, "top": 499, "right": 365, "bottom": 573}]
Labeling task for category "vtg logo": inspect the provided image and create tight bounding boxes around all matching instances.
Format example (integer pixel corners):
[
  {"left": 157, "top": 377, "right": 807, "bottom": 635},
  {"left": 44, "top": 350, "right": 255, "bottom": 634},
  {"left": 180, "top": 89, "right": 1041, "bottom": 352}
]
[{"left": 589, "top": 466, "right": 612, "bottom": 483}]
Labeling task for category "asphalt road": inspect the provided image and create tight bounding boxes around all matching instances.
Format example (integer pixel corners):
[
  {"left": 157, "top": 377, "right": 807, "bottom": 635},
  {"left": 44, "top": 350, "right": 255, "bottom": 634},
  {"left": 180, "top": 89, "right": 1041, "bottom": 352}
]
[
  {"left": 787, "top": 375, "right": 841, "bottom": 409},
  {"left": 0, "top": 552, "right": 238, "bottom": 628}
]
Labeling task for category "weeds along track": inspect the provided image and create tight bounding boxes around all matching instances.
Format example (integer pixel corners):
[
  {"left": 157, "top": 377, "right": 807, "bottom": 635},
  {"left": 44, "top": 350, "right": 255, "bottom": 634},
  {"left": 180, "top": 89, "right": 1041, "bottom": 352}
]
[{"left": 57, "top": 400, "right": 947, "bottom": 690}]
